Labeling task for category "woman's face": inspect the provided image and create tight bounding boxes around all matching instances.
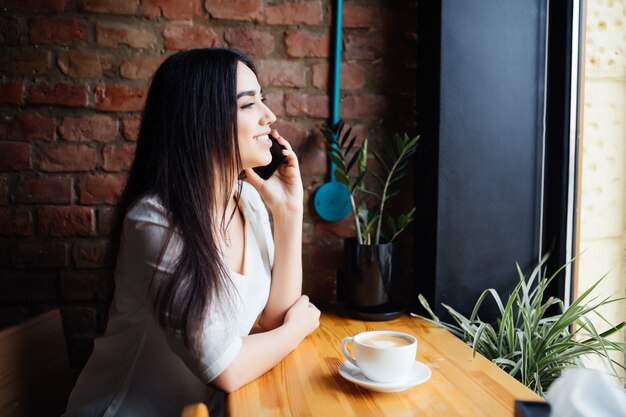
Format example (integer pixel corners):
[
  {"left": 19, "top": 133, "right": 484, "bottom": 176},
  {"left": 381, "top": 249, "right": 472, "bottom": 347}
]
[{"left": 236, "top": 61, "right": 276, "bottom": 170}]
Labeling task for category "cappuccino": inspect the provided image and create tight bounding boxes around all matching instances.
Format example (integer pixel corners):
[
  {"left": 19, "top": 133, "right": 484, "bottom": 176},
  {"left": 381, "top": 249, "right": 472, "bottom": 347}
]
[
  {"left": 359, "top": 334, "right": 413, "bottom": 348},
  {"left": 342, "top": 330, "right": 418, "bottom": 383}
]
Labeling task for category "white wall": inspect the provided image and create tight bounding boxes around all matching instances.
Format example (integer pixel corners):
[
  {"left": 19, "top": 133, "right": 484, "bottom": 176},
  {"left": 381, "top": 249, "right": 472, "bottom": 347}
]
[{"left": 578, "top": 0, "right": 626, "bottom": 381}]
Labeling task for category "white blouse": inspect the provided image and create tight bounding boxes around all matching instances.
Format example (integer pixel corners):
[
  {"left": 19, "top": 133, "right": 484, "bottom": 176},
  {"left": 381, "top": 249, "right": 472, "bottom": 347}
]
[{"left": 64, "top": 181, "right": 273, "bottom": 417}]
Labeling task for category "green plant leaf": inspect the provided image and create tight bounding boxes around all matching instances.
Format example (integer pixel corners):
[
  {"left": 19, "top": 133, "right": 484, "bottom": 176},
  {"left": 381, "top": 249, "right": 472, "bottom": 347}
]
[
  {"left": 346, "top": 147, "right": 363, "bottom": 174},
  {"left": 372, "top": 151, "right": 389, "bottom": 173},
  {"left": 412, "top": 255, "right": 626, "bottom": 396},
  {"left": 334, "top": 169, "right": 350, "bottom": 186},
  {"left": 351, "top": 170, "right": 367, "bottom": 193}
]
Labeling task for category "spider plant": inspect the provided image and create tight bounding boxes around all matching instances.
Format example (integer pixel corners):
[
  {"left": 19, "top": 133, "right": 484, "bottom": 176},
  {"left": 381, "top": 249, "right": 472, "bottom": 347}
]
[
  {"left": 321, "top": 120, "right": 420, "bottom": 245},
  {"left": 412, "top": 254, "right": 626, "bottom": 397}
]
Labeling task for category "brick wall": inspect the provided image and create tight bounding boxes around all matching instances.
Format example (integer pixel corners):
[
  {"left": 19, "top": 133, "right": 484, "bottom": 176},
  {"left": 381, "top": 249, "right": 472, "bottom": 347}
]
[{"left": 0, "top": 0, "right": 417, "bottom": 373}]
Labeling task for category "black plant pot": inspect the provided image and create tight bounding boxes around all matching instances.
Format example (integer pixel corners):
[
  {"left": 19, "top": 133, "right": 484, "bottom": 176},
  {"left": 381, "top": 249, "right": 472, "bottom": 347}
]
[{"left": 341, "top": 238, "right": 404, "bottom": 321}]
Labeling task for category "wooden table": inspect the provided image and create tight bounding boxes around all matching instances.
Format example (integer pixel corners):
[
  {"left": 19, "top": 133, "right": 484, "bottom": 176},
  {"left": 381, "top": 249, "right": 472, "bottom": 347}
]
[{"left": 228, "top": 311, "right": 541, "bottom": 416}]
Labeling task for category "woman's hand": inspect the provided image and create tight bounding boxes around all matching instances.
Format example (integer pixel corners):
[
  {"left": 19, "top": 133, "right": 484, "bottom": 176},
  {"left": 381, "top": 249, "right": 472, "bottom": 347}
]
[
  {"left": 283, "top": 295, "right": 320, "bottom": 340},
  {"left": 244, "top": 129, "right": 303, "bottom": 216}
]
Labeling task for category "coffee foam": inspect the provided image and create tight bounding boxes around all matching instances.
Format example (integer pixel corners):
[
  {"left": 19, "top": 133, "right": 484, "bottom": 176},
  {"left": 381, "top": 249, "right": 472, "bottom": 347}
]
[{"left": 359, "top": 334, "right": 412, "bottom": 348}]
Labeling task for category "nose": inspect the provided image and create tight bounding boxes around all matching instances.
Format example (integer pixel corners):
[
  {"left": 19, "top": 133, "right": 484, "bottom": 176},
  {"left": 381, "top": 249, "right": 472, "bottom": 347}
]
[{"left": 261, "top": 102, "right": 276, "bottom": 126}]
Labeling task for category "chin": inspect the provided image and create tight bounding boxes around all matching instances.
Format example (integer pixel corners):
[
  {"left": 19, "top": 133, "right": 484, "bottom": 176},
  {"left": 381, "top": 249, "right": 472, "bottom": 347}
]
[
  {"left": 258, "top": 152, "right": 273, "bottom": 167},
  {"left": 243, "top": 155, "right": 272, "bottom": 170},
  {"left": 257, "top": 157, "right": 272, "bottom": 168}
]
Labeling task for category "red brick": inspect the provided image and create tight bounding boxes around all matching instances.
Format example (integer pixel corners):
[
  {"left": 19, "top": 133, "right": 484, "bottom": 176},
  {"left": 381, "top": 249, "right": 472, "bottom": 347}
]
[
  {"left": 0, "top": 143, "right": 31, "bottom": 171},
  {"left": 344, "top": 35, "right": 384, "bottom": 60},
  {"left": 15, "top": 176, "right": 72, "bottom": 204},
  {"left": 143, "top": 0, "right": 195, "bottom": 19},
  {"left": 285, "top": 31, "right": 329, "bottom": 58},
  {"left": 122, "top": 115, "right": 141, "bottom": 141},
  {"left": 29, "top": 18, "right": 87, "bottom": 45},
  {"left": 73, "top": 239, "right": 109, "bottom": 268},
  {"left": 0, "top": 208, "right": 32, "bottom": 236},
  {"left": 60, "top": 270, "right": 114, "bottom": 301},
  {"left": 97, "top": 207, "right": 115, "bottom": 235},
  {"left": 204, "top": 0, "right": 263, "bottom": 22},
  {"left": 342, "top": 94, "right": 387, "bottom": 120},
  {"left": 95, "top": 23, "right": 158, "bottom": 49},
  {"left": 94, "top": 84, "right": 148, "bottom": 112},
  {"left": 162, "top": 24, "right": 219, "bottom": 51},
  {"left": 0, "top": 17, "right": 20, "bottom": 45},
  {"left": 266, "top": 0, "right": 323, "bottom": 25},
  {"left": 59, "top": 115, "right": 118, "bottom": 143},
  {"left": 79, "top": 0, "right": 138, "bottom": 14},
  {"left": 312, "top": 62, "right": 366, "bottom": 90},
  {"left": 271, "top": 120, "right": 307, "bottom": 150},
  {"left": 39, "top": 145, "right": 98, "bottom": 172},
  {"left": 58, "top": 51, "right": 114, "bottom": 78},
  {"left": 103, "top": 144, "right": 135, "bottom": 171},
  {"left": 3, "top": 113, "right": 55, "bottom": 142},
  {"left": 78, "top": 174, "right": 126, "bottom": 205},
  {"left": 14, "top": 0, "right": 67, "bottom": 12},
  {"left": 342, "top": 3, "right": 372, "bottom": 28},
  {"left": 10, "top": 241, "right": 67, "bottom": 268},
  {"left": 299, "top": 147, "right": 326, "bottom": 177},
  {"left": 30, "top": 83, "right": 88, "bottom": 107},
  {"left": 0, "top": 272, "right": 57, "bottom": 302},
  {"left": 39, "top": 206, "right": 94, "bottom": 237},
  {"left": 0, "top": 176, "right": 8, "bottom": 205},
  {"left": 256, "top": 60, "right": 306, "bottom": 88},
  {"left": 224, "top": 28, "right": 274, "bottom": 57},
  {"left": 315, "top": 214, "right": 355, "bottom": 238},
  {"left": 0, "top": 49, "right": 51, "bottom": 76},
  {"left": 60, "top": 306, "right": 98, "bottom": 332},
  {"left": 375, "top": 64, "right": 416, "bottom": 89},
  {"left": 264, "top": 92, "right": 284, "bottom": 116},
  {"left": 380, "top": 7, "right": 416, "bottom": 33},
  {"left": 120, "top": 55, "right": 165, "bottom": 80},
  {"left": 285, "top": 93, "right": 328, "bottom": 118},
  {"left": 0, "top": 82, "right": 25, "bottom": 105}
]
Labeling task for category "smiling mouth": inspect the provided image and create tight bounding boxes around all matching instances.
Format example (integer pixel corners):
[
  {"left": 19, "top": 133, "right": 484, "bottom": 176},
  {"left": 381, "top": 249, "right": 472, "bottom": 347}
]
[{"left": 253, "top": 134, "right": 271, "bottom": 143}]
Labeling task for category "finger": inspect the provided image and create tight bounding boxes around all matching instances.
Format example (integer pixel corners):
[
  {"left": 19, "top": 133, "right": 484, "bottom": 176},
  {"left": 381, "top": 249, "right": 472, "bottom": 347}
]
[
  {"left": 243, "top": 168, "right": 265, "bottom": 190},
  {"left": 272, "top": 129, "right": 293, "bottom": 152},
  {"left": 280, "top": 148, "right": 299, "bottom": 168}
]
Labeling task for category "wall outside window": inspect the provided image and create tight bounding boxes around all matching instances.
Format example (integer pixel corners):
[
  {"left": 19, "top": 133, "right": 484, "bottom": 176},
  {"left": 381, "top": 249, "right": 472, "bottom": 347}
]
[{"left": 577, "top": 0, "right": 626, "bottom": 381}]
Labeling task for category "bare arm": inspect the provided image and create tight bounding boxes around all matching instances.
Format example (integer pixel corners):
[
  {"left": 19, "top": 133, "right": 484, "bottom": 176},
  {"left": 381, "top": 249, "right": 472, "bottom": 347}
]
[
  {"left": 244, "top": 130, "right": 305, "bottom": 330},
  {"left": 257, "top": 209, "right": 303, "bottom": 329},
  {"left": 210, "top": 295, "right": 319, "bottom": 393}
]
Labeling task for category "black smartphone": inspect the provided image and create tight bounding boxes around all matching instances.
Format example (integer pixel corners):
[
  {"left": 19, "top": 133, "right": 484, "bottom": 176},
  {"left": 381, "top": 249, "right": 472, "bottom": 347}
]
[{"left": 252, "top": 133, "right": 287, "bottom": 180}]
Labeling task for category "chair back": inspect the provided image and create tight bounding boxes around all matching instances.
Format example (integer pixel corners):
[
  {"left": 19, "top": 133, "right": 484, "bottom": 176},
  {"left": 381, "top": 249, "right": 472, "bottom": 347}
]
[
  {"left": 181, "top": 402, "right": 210, "bottom": 417},
  {"left": 0, "top": 309, "right": 73, "bottom": 417}
]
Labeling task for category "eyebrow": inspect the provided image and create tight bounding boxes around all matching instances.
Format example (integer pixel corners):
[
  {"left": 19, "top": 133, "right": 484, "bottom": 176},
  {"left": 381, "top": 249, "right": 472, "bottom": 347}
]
[{"left": 236, "top": 89, "right": 263, "bottom": 99}]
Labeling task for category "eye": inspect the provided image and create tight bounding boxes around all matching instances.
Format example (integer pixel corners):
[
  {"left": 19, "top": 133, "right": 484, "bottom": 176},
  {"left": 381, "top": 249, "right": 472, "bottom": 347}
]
[{"left": 240, "top": 102, "right": 254, "bottom": 110}]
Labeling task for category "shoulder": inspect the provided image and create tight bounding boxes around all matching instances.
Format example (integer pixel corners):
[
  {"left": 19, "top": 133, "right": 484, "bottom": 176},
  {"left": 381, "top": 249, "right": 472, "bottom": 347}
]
[
  {"left": 126, "top": 194, "right": 170, "bottom": 227},
  {"left": 239, "top": 181, "right": 268, "bottom": 214}
]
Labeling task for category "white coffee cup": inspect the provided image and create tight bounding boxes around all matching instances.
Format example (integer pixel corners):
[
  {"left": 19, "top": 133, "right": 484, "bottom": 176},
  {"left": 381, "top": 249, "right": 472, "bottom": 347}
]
[{"left": 341, "top": 330, "right": 417, "bottom": 383}]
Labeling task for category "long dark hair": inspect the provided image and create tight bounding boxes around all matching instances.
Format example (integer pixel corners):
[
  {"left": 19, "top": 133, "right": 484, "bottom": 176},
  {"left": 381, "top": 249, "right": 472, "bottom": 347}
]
[{"left": 109, "top": 48, "right": 256, "bottom": 348}]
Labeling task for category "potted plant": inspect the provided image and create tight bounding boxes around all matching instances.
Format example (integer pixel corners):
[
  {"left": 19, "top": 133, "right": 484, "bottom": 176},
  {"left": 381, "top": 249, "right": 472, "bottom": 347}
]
[
  {"left": 412, "top": 254, "right": 626, "bottom": 396},
  {"left": 320, "top": 120, "right": 420, "bottom": 320}
]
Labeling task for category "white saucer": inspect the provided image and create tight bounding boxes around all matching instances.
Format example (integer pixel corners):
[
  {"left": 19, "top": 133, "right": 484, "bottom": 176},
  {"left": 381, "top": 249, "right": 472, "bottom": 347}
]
[{"left": 338, "top": 360, "right": 431, "bottom": 393}]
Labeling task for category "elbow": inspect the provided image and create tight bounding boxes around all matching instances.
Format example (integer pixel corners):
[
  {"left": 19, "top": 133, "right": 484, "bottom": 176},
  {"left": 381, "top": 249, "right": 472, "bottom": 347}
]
[
  {"left": 210, "top": 368, "right": 244, "bottom": 394},
  {"left": 257, "top": 312, "right": 284, "bottom": 331}
]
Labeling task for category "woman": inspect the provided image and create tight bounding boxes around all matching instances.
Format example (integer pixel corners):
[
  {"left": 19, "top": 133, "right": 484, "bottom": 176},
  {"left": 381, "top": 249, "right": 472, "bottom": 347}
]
[{"left": 64, "top": 48, "right": 320, "bottom": 417}]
